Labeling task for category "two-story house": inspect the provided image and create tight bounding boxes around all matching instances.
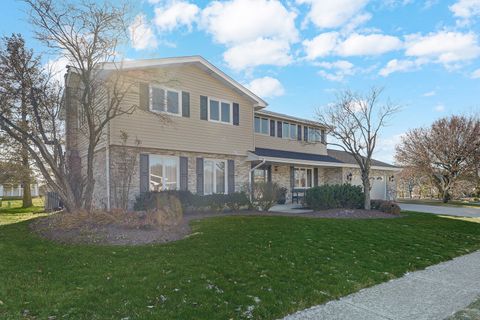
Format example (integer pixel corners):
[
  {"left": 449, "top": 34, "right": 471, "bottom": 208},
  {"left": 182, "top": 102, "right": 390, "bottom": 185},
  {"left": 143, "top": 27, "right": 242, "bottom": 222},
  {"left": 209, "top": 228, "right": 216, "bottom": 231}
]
[{"left": 64, "top": 56, "right": 398, "bottom": 209}]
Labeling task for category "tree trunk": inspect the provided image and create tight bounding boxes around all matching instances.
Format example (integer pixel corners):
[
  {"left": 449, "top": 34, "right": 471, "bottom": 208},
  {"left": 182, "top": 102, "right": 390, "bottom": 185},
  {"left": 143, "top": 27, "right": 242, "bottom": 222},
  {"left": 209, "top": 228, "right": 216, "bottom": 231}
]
[
  {"left": 363, "top": 177, "right": 371, "bottom": 210},
  {"left": 21, "top": 92, "right": 32, "bottom": 208},
  {"left": 442, "top": 189, "right": 450, "bottom": 203}
]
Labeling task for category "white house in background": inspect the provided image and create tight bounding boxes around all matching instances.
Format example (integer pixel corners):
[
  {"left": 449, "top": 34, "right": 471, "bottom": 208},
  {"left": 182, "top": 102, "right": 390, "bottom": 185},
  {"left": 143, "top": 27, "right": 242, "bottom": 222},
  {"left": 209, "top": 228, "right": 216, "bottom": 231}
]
[{"left": 0, "top": 184, "right": 40, "bottom": 198}]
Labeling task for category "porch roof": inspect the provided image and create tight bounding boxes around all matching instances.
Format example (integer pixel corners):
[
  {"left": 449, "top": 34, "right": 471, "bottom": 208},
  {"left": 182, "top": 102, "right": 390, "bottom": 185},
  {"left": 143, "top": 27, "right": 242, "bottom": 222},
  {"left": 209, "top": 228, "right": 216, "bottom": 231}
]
[{"left": 248, "top": 148, "right": 400, "bottom": 171}]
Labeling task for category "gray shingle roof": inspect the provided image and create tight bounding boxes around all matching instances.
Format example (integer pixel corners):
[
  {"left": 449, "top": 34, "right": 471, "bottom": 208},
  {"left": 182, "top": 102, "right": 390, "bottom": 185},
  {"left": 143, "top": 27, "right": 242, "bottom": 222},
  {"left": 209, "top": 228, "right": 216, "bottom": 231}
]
[
  {"left": 255, "top": 110, "right": 326, "bottom": 127},
  {"left": 327, "top": 149, "right": 397, "bottom": 168},
  {"left": 254, "top": 148, "right": 342, "bottom": 163}
]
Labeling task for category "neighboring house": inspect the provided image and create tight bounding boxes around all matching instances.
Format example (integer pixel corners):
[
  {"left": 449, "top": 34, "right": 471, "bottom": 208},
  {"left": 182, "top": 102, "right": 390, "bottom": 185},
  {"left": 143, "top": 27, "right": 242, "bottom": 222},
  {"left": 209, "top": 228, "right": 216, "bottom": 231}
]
[
  {"left": 64, "top": 56, "right": 398, "bottom": 209},
  {"left": 0, "top": 183, "right": 39, "bottom": 198}
]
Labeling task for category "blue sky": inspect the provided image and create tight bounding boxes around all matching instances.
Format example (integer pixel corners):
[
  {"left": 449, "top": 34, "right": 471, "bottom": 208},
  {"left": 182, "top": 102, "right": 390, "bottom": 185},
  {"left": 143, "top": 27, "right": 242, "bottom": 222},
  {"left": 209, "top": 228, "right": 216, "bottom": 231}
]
[{"left": 1, "top": 0, "right": 480, "bottom": 163}]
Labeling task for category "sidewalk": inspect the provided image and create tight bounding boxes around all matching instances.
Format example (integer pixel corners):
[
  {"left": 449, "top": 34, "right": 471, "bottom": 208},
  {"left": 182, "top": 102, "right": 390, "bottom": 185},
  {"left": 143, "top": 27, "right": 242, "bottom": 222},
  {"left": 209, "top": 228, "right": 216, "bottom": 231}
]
[{"left": 284, "top": 250, "right": 480, "bottom": 320}]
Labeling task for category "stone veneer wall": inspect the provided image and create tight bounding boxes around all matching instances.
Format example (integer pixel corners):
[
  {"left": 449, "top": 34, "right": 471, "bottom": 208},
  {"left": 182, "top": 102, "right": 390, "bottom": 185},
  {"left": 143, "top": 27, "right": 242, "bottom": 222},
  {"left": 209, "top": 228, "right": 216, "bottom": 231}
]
[
  {"left": 89, "top": 148, "right": 109, "bottom": 209},
  {"left": 108, "top": 146, "right": 251, "bottom": 209}
]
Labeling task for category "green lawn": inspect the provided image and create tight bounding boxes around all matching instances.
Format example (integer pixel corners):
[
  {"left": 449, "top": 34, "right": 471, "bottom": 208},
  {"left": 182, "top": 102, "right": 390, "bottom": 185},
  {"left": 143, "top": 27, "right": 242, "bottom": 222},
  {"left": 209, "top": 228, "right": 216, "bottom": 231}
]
[
  {"left": 398, "top": 198, "right": 480, "bottom": 208},
  {"left": 0, "top": 198, "right": 45, "bottom": 226},
  {"left": 0, "top": 211, "right": 480, "bottom": 319}
]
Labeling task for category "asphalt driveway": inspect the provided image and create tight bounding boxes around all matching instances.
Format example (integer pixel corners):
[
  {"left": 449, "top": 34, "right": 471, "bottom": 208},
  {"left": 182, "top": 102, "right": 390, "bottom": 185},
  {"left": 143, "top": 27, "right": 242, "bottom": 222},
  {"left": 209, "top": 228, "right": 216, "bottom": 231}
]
[{"left": 399, "top": 203, "right": 480, "bottom": 218}]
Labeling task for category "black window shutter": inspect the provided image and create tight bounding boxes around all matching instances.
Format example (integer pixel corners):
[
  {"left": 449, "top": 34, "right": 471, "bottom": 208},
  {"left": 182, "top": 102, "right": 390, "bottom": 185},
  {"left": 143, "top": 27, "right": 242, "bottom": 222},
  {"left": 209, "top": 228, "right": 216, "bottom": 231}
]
[
  {"left": 233, "top": 103, "right": 240, "bottom": 125},
  {"left": 139, "top": 154, "right": 149, "bottom": 193},
  {"left": 297, "top": 125, "right": 302, "bottom": 141},
  {"left": 139, "top": 82, "right": 149, "bottom": 111},
  {"left": 314, "top": 168, "right": 319, "bottom": 186},
  {"left": 181, "top": 91, "right": 190, "bottom": 117},
  {"left": 304, "top": 126, "right": 308, "bottom": 142},
  {"left": 321, "top": 129, "right": 326, "bottom": 144},
  {"left": 267, "top": 165, "right": 272, "bottom": 182},
  {"left": 290, "top": 166, "right": 295, "bottom": 190},
  {"left": 269, "top": 120, "right": 275, "bottom": 137},
  {"left": 200, "top": 96, "right": 208, "bottom": 120},
  {"left": 180, "top": 156, "right": 188, "bottom": 191},
  {"left": 277, "top": 120, "right": 282, "bottom": 138},
  {"left": 227, "top": 159, "right": 235, "bottom": 194},
  {"left": 196, "top": 157, "right": 204, "bottom": 195}
]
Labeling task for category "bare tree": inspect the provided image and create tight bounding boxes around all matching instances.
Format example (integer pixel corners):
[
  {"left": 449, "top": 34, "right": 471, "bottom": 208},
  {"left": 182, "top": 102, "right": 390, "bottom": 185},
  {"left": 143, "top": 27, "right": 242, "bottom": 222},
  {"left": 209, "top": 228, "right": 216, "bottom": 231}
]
[
  {"left": 21, "top": 0, "right": 141, "bottom": 211},
  {"left": 111, "top": 131, "right": 141, "bottom": 210},
  {"left": 317, "top": 88, "right": 400, "bottom": 210},
  {"left": 396, "top": 115, "right": 480, "bottom": 203}
]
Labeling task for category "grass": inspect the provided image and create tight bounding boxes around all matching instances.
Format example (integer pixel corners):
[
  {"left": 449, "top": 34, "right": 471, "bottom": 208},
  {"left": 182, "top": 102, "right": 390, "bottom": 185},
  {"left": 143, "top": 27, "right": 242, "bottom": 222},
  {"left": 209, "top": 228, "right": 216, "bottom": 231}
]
[
  {"left": 0, "top": 210, "right": 480, "bottom": 319},
  {"left": 0, "top": 197, "right": 46, "bottom": 226},
  {"left": 397, "top": 198, "right": 480, "bottom": 208}
]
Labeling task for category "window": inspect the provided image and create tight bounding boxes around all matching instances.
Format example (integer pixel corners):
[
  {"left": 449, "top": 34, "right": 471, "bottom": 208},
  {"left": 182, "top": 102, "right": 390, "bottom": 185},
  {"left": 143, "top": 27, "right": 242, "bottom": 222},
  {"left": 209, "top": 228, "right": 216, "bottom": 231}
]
[
  {"left": 294, "top": 168, "right": 313, "bottom": 189},
  {"left": 254, "top": 116, "right": 269, "bottom": 134},
  {"left": 204, "top": 159, "right": 227, "bottom": 194},
  {"left": 282, "top": 122, "right": 290, "bottom": 139},
  {"left": 290, "top": 123, "right": 297, "bottom": 139},
  {"left": 150, "top": 85, "right": 181, "bottom": 115},
  {"left": 209, "top": 98, "right": 231, "bottom": 123},
  {"left": 308, "top": 127, "right": 321, "bottom": 142},
  {"left": 149, "top": 155, "right": 179, "bottom": 191},
  {"left": 253, "top": 168, "right": 267, "bottom": 183}
]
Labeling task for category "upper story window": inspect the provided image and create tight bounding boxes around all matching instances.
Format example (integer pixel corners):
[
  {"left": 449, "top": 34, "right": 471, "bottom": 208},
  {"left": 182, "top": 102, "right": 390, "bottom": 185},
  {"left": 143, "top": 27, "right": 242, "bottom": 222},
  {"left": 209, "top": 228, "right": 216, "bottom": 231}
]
[
  {"left": 150, "top": 85, "right": 181, "bottom": 116},
  {"left": 254, "top": 116, "right": 269, "bottom": 134},
  {"left": 308, "top": 127, "right": 321, "bottom": 142},
  {"left": 281, "top": 121, "right": 297, "bottom": 140},
  {"left": 209, "top": 98, "right": 231, "bottom": 124}
]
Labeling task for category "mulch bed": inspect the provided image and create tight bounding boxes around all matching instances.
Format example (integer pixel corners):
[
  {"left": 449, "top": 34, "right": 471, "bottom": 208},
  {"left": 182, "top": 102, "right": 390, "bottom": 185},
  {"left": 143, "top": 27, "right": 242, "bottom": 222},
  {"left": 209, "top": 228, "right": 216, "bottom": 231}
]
[{"left": 31, "top": 209, "right": 402, "bottom": 246}]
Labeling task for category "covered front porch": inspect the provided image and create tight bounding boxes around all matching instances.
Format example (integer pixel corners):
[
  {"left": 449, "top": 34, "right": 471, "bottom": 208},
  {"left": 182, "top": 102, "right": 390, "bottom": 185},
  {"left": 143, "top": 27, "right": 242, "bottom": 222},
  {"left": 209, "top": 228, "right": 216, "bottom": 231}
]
[{"left": 247, "top": 148, "right": 346, "bottom": 204}]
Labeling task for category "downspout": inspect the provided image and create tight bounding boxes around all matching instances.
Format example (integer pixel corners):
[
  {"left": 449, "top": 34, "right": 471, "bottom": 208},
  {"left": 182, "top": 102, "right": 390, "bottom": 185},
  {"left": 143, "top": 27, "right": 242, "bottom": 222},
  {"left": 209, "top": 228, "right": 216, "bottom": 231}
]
[
  {"left": 105, "top": 114, "right": 111, "bottom": 211},
  {"left": 249, "top": 158, "right": 266, "bottom": 201}
]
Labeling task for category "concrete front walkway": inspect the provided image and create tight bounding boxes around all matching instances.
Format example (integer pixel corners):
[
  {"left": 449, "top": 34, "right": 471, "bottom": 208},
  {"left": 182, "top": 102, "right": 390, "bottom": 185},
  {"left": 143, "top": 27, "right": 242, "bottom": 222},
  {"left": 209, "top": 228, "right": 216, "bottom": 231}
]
[
  {"left": 284, "top": 250, "right": 480, "bottom": 320},
  {"left": 399, "top": 203, "right": 480, "bottom": 218}
]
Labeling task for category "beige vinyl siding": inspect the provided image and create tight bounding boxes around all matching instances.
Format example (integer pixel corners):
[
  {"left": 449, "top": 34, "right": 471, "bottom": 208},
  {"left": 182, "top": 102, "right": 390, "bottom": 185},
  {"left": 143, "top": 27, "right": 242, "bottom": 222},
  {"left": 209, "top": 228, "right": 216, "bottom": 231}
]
[
  {"left": 255, "top": 133, "right": 328, "bottom": 155},
  {"left": 110, "top": 64, "right": 255, "bottom": 156}
]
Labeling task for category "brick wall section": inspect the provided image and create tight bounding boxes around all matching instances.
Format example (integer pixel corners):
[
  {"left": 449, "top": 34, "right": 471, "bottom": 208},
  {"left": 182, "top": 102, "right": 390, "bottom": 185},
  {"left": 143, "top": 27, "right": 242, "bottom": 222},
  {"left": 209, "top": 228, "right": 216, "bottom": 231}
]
[
  {"left": 85, "top": 148, "right": 108, "bottom": 209},
  {"left": 108, "top": 146, "right": 251, "bottom": 209}
]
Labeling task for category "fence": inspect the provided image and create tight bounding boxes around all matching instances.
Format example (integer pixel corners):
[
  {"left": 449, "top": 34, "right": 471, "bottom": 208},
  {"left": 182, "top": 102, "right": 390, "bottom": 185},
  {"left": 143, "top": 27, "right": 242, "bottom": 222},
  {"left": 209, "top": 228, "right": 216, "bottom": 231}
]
[{"left": 44, "top": 192, "right": 64, "bottom": 212}]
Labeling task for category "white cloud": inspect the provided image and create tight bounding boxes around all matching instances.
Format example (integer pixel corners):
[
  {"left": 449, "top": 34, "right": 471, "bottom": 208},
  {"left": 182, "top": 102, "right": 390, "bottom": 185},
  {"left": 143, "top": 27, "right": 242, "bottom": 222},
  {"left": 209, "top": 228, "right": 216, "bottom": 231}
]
[
  {"left": 245, "top": 76, "right": 285, "bottom": 98},
  {"left": 316, "top": 60, "right": 355, "bottom": 81},
  {"left": 373, "top": 133, "right": 405, "bottom": 164},
  {"left": 423, "top": 90, "right": 436, "bottom": 97},
  {"left": 303, "top": 32, "right": 402, "bottom": 60},
  {"left": 379, "top": 59, "right": 423, "bottom": 76},
  {"left": 45, "top": 56, "right": 70, "bottom": 84},
  {"left": 405, "top": 31, "right": 480, "bottom": 65},
  {"left": 336, "top": 33, "right": 403, "bottom": 56},
  {"left": 297, "top": 0, "right": 369, "bottom": 29},
  {"left": 224, "top": 38, "right": 292, "bottom": 71},
  {"left": 154, "top": 1, "right": 199, "bottom": 31},
  {"left": 303, "top": 32, "right": 339, "bottom": 59},
  {"left": 434, "top": 104, "right": 445, "bottom": 112},
  {"left": 449, "top": 0, "right": 480, "bottom": 24},
  {"left": 129, "top": 14, "right": 158, "bottom": 50},
  {"left": 200, "top": 0, "right": 298, "bottom": 45},
  {"left": 472, "top": 68, "right": 480, "bottom": 78}
]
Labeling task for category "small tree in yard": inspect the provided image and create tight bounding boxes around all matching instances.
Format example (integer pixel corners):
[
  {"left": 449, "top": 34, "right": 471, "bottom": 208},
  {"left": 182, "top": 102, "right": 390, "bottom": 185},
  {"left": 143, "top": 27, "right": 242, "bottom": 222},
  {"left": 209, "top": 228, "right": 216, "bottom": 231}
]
[
  {"left": 317, "top": 88, "right": 400, "bottom": 210},
  {"left": 396, "top": 115, "right": 480, "bottom": 203},
  {"left": 111, "top": 131, "right": 141, "bottom": 210}
]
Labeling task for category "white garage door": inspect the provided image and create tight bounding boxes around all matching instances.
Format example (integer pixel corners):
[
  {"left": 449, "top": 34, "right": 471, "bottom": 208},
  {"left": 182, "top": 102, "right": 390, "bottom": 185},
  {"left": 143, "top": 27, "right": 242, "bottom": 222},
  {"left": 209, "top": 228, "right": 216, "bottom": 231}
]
[{"left": 351, "top": 175, "right": 386, "bottom": 200}]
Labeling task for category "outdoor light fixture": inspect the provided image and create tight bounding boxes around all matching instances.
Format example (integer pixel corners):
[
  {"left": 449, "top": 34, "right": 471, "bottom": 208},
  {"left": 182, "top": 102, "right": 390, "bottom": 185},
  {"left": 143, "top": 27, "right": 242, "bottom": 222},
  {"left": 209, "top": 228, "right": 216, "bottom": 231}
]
[
  {"left": 346, "top": 172, "right": 353, "bottom": 182},
  {"left": 389, "top": 175, "right": 395, "bottom": 182}
]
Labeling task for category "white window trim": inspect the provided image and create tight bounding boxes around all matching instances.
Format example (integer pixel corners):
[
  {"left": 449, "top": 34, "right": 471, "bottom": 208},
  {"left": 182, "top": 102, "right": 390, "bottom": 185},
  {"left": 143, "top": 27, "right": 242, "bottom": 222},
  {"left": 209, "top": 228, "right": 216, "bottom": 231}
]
[
  {"left": 149, "top": 84, "right": 182, "bottom": 117},
  {"left": 203, "top": 158, "right": 228, "bottom": 194},
  {"left": 255, "top": 116, "right": 270, "bottom": 135},
  {"left": 148, "top": 155, "right": 180, "bottom": 191},
  {"left": 208, "top": 97, "right": 233, "bottom": 125},
  {"left": 294, "top": 167, "right": 314, "bottom": 189},
  {"left": 281, "top": 121, "right": 298, "bottom": 141}
]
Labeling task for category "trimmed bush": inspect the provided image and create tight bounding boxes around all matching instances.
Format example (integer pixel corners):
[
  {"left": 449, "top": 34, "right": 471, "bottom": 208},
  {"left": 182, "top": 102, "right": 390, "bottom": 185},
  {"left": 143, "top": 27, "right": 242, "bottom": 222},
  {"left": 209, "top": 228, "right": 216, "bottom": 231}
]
[
  {"left": 305, "top": 184, "right": 364, "bottom": 210},
  {"left": 379, "top": 201, "right": 401, "bottom": 215},
  {"left": 226, "top": 192, "right": 249, "bottom": 211}
]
